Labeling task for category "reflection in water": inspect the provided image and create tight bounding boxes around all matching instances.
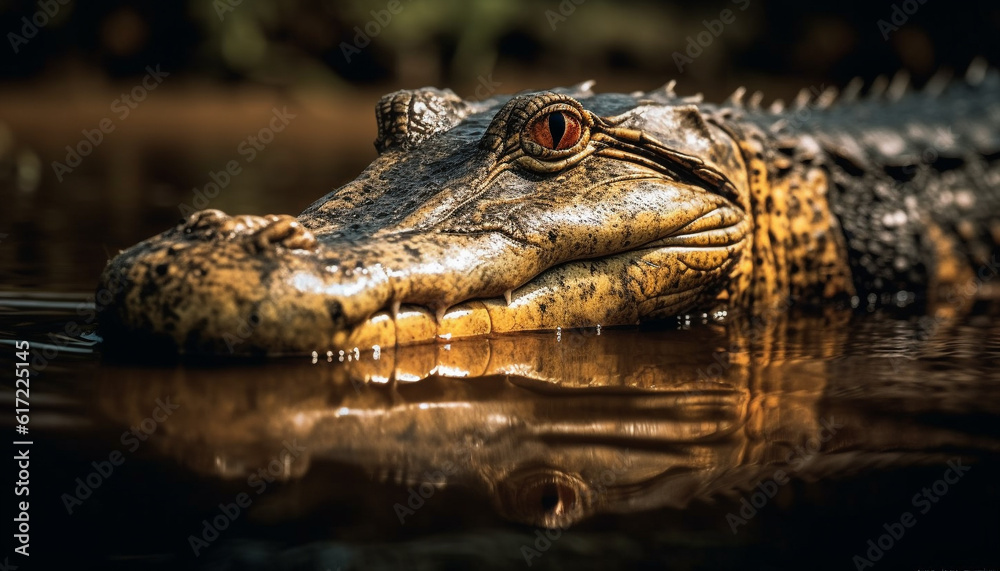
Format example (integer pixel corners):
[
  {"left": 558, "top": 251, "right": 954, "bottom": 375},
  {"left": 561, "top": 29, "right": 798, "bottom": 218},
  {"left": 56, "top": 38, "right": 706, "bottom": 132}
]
[{"left": 91, "top": 309, "right": 1000, "bottom": 532}]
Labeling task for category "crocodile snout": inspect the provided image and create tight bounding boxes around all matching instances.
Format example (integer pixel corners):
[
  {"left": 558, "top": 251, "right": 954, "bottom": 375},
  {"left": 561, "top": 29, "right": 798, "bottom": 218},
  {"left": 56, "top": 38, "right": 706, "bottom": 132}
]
[{"left": 98, "top": 209, "right": 341, "bottom": 356}]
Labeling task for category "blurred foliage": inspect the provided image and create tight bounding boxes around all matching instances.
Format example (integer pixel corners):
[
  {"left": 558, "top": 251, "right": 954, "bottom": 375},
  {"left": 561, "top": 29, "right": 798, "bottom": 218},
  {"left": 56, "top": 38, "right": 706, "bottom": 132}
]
[
  {"left": 1, "top": 0, "right": 999, "bottom": 89},
  {"left": 0, "top": 0, "right": 998, "bottom": 290}
]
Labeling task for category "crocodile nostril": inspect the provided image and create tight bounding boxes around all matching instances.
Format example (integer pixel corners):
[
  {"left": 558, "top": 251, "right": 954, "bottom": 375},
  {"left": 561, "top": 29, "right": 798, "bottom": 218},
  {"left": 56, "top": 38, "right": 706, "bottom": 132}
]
[
  {"left": 175, "top": 210, "right": 317, "bottom": 251},
  {"left": 155, "top": 263, "right": 169, "bottom": 276},
  {"left": 180, "top": 209, "right": 231, "bottom": 238},
  {"left": 253, "top": 215, "right": 318, "bottom": 252},
  {"left": 183, "top": 209, "right": 227, "bottom": 227}
]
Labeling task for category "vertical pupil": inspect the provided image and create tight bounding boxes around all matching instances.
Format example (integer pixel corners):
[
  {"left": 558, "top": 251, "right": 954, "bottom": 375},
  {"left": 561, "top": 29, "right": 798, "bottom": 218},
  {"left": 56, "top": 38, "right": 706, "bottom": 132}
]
[{"left": 547, "top": 112, "right": 566, "bottom": 148}]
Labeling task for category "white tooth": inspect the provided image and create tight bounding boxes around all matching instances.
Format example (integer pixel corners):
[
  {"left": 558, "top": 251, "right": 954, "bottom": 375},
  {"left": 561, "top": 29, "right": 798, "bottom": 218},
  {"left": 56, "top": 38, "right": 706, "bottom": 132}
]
[
  {"left": 390, "top": 300, "right": 401, "bottom": 318},
  {"left": 503, "top": 289, "right": 513, "bottom": 306},
  {"left": 435, "top": 305, "right": 447, "bottom": 324}
]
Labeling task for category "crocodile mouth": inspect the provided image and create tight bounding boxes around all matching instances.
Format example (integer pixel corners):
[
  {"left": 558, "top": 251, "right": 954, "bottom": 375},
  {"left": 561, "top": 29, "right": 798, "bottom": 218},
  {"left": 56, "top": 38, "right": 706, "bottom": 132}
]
[
  {"left": 341, "top": 202, "right": 750, "bottom": 349},
  {"left": 98, "top": 194, "right": 749, "bottom": 356}
]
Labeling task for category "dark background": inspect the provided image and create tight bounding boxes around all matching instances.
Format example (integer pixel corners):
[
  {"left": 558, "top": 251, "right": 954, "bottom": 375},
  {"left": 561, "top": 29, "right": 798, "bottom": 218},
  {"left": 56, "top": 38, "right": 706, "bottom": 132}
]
[
  {"left": 3, "top": 0, "right": 999, "bottom": 86},
  {"left": 1, "top": 0, "right": 999, "bottom": 293},
  {"left": 1, "top": 3, "right": 1000, "bottom": 570}
]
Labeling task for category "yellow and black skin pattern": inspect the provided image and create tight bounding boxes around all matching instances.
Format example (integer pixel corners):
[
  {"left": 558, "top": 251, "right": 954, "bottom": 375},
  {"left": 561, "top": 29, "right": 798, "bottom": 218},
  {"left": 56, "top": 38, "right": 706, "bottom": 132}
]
[{"left": 97, "top": 68, "right": 1000, "bottom": 355}]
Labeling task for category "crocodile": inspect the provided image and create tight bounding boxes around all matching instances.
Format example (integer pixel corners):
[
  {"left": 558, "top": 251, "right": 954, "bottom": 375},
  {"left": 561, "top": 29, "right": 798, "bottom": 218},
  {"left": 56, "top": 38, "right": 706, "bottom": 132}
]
[{"left": 97, "top": 63, "right": 1000, "bottom": 355}]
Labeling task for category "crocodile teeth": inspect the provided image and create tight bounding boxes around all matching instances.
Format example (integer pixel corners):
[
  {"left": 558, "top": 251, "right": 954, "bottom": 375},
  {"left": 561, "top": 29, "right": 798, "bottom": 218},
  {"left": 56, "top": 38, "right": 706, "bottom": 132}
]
[{"left": 504, "top": 289, "right": 513, "bottom": 306}]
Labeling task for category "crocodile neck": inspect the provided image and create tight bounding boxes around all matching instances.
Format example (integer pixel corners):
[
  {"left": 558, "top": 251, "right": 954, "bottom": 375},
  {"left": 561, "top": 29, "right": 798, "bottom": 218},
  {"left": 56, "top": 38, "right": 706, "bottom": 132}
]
[
  {"left": 714, "top": 74, "right": 1000, "bottom": 312},
  {"left": 711, "top": 116, "right": 855, "bottom": 313}
]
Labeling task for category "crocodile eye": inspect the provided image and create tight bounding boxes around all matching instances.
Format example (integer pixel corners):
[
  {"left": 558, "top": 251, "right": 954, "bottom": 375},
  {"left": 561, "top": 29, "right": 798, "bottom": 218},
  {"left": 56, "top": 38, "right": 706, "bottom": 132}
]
[
  {"left": 517, "top": 98, "right": 592, "bottom": 171},
  {"left": 528, "top": 111, "right": 582, "bottom": 151}
]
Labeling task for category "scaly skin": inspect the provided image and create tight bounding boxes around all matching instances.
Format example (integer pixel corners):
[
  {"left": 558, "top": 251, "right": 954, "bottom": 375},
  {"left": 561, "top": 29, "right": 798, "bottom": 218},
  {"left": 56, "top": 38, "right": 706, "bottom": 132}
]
[{"left": 97, "top": 69, "right": 1000, "bottom": 355}]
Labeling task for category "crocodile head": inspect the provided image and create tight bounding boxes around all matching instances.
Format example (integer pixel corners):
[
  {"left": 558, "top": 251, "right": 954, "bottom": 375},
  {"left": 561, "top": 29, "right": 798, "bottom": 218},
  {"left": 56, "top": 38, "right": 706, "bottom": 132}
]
[{"left": 98, "top": 83, "right": 754, "bottom": 355}]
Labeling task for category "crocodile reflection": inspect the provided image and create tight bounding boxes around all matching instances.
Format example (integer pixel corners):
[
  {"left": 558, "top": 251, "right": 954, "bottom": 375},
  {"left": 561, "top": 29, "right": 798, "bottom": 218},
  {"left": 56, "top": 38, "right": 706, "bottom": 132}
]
[{"left": 94, "top": 314, "right": 998, "bottom": 529}]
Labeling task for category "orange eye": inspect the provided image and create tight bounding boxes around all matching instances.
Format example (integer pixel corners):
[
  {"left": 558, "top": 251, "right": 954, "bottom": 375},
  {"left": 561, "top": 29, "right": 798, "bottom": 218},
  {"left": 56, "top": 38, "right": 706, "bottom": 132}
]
[{"left": 528, "top": 111, "right": 582, "bottom": 151}]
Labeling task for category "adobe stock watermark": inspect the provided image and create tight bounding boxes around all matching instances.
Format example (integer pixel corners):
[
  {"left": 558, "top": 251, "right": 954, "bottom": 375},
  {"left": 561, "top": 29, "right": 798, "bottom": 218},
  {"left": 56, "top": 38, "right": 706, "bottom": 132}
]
[
  {"left": 7, "top": 0, "right": 72, "bottom": 54},
  {"left": 851, "top": 458, "right": 972, "bottom": 570},
  {"left": 340, "top": 0, "right": 414, "bottom": 63},
  {"left": 60, "top": 397, "right": 180, "bottom": 514},
  {"left": 178, "top": 106, "right": 296, "bottom": 216},
  {"left": 520, "top": 452, "right": 634, "bottom": 567},
  {"left": 726, "top": 416, "right": 843, "bottom": 533},
  {"left": 877, "top": 0, "right": 930, "bottom": 41},
  {"left": 467, "top": 73, "right": 502, "bottom": 102},
  {"left": 392, "top": 462, "right": 457, "bottom": 524},
  {"left": 51, "top": 65, "right": 169, "bottom": 182},
  {"left": 187, "top": 439, "right": 307, "bottom": 557},
  {"left": 222, "top": 306, "right": 266, "bottom": 354},
  {"left": 673, "top": 0, "right": 751, "bottom": 73},
  {"left": 393, "top": 428, "right": 494, "bottom": 524},
  {"left": 545, "top": 0, "right": 586, "bottom": 31}
]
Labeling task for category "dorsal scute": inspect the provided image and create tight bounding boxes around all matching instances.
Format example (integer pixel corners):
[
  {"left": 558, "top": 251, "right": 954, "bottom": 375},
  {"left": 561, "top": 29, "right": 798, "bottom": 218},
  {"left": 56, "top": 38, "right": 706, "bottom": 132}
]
[
  {"left": 726, "top": 86, "right": 747, "bottom": 107},
  {"left": 886, "top": 70, "right": 911, "bottom": 102},
  {"left": 551, "top": 80, "right": 597, "bottom": 98},
  {"left": 636, "top": 80, "right": 680, "bottom": 104}
]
